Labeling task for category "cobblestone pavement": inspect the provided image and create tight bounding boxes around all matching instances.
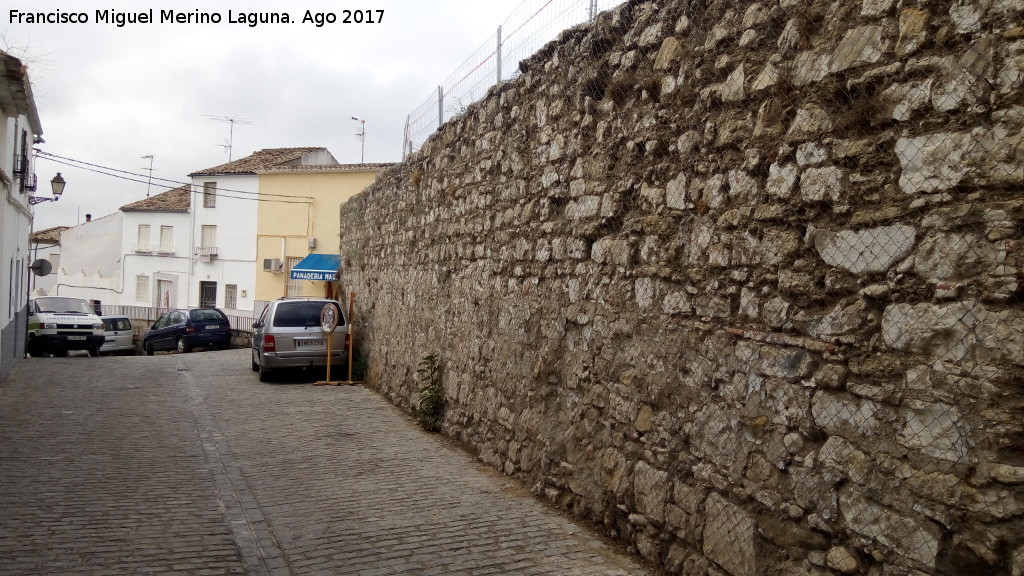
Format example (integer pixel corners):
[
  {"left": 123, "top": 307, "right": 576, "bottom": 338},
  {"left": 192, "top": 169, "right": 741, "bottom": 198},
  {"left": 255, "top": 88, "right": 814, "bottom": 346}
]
[{"left": 0, "top": 349, "right": 656, "bottom": 576}]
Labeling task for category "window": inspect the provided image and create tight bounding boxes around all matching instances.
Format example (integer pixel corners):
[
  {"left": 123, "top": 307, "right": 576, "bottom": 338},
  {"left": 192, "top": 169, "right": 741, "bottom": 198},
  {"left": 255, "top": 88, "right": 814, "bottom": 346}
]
[
  {"left": 201, "top": 225, "right": 217, "bottom": 249},
  {"left": 135, "top": 274, "right": 150, "bottom": 301},
  {"left": 225, "top": 284, "right": 238, "bottom": 309},
  {"left": 286, "top": 256, "right": 303, "bottom": 297},
  {"left": 203, "top": 182, "right": 217, "bottom": 208},
  {"left": 159, "top": 226, "right": 173, "bottom": 252},
  {"left": 137, "top": 225, "right": 151, "bottom": 251},
  {"left": 49, "top": 253, "right": 60, "bottom": 272}
]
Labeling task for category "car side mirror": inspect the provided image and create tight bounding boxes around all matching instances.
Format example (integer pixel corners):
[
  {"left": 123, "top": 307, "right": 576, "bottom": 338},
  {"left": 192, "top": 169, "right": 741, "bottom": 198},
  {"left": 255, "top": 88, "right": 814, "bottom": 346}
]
[
  {"left": 151, "top": 323, "right": 158, "bottom": 329},
  {"left": 253, "top": 321, "right": 263, "bottom": 329}
]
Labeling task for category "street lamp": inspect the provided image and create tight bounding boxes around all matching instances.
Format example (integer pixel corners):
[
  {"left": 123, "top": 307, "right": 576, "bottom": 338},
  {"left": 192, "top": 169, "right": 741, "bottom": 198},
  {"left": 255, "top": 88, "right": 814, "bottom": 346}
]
[
  {"left": 28, "top": 173, "right": 66, "bottom": 205},
  {"left": 351, "top": 117, "right": 365, "bottom": 163}
]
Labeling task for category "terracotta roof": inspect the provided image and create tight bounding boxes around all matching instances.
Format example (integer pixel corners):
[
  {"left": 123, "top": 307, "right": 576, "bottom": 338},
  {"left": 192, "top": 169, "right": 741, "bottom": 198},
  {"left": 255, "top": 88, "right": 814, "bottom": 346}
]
[
  {"left": 258, "top": 162, "right": 395, "bottom": 174},
  {"left": 189, "top": 147, "right": 329, "bottom": 176},
  {"left": 120, "top": 184, "right": 191, "bottom": 212},
  {"left": 0, "top": 50, "right": 43, "bottom": 135},
  {"left": 30, "top": 226, "right": 69, "bottom": 244}
]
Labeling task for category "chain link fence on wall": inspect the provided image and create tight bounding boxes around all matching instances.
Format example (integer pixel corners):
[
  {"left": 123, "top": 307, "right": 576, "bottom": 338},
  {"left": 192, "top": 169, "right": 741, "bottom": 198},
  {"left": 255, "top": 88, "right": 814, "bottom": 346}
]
[
  {"left": 402, "top": 0, "right": 628, "bottom": 158},
  {"left": 352, "top": 1, "right": 1024, "bottom": 574}
]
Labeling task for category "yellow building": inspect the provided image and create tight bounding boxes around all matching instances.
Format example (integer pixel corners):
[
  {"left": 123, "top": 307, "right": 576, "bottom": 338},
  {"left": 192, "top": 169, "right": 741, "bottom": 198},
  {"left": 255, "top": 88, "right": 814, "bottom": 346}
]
[{"left": 254, "top": 163, "right": 390, "bottom": 308}]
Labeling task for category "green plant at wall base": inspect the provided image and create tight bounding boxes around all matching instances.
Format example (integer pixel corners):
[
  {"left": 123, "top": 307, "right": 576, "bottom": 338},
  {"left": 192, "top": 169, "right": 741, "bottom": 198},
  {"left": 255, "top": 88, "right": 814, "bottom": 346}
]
[{"left": 417, "top": 353, "right": 443, "bottom": 432}]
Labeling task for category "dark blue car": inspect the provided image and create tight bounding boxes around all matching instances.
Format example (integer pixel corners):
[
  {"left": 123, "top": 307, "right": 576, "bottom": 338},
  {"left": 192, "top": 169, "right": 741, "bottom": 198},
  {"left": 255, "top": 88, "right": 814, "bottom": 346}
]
[{"left": 143, "top": 308, "right": 232, "bottom": 354}]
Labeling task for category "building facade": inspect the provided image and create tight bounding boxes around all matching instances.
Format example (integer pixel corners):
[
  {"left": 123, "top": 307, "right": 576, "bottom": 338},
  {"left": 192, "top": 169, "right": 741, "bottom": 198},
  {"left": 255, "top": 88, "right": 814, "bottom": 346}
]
[
  {"left": 253, "top": 163, "right": 389, "bottom": 312},
  {"left": 188, "top": 148, "right": 357, "bottom": 316},
  {"left": 0, "top": 50, "right": 43, "bottom": 381},
  {"left": 54, "top": 187, "right": 192, "bottom": 311}
]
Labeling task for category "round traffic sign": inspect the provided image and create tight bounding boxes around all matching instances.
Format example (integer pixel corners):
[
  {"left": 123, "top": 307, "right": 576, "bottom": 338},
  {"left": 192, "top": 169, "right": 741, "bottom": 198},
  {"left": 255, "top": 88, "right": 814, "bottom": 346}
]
[{"left": 320, "top": 303, "right": 340, "bottom": 333}]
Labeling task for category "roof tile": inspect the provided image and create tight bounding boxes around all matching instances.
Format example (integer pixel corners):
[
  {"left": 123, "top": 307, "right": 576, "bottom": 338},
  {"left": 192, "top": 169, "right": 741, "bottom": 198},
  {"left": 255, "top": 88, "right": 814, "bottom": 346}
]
[
  {"left": 119, "top": 184, "right": 191, "bottom": 212},
  {"left": 189, "top": 147, "right": 329, "bottom": 176}
]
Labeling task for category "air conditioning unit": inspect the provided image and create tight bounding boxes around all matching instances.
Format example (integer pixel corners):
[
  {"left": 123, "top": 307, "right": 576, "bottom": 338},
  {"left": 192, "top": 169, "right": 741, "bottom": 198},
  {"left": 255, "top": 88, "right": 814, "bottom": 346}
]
[{"left": 263, "top": 258, "right": 283, "bottom": 272}]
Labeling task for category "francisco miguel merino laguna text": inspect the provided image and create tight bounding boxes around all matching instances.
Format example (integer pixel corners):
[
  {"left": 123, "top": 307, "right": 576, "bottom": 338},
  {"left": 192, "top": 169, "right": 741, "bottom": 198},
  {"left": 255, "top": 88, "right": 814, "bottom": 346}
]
[{"left": 8, "top": 9, "right": 384, "bottom": 27}]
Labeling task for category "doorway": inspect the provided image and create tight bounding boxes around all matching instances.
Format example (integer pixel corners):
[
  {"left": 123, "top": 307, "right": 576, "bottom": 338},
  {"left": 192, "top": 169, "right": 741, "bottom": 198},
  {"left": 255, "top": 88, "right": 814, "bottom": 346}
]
[{"left": 199, "top": 281, "right": 217, "bottom": 308}]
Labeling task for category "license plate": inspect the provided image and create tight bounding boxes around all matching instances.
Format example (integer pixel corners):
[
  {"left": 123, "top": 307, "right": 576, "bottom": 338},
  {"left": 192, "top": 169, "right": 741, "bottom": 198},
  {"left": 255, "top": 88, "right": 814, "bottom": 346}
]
[
  {"left": 295, "top": 339, "right": 323, "bottom": 348},
  {"left": 206, "top": 325, "right": 220, "bottom": 330},
  {"left": 68, "top": 336, "right": 87, "bottom": 340}
]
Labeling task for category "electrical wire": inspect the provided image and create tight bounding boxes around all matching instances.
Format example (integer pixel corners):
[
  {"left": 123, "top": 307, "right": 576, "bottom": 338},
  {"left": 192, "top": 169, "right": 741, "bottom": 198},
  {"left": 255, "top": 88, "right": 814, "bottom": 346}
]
[{"left": 34, "top": 151, "right": 314, "bottom": 204}]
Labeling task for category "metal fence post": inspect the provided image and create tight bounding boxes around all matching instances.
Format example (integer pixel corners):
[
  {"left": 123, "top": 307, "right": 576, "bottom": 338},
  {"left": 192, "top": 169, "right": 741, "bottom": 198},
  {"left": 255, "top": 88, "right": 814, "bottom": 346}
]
[
  {"left": 590, "top": 0, "right": 598, "bottom": 20},
  {"left": 437, "top": 86, "right": 444, "bottom": 127},
  {"left": 497, "top": 25, "right": 503, "bottom": 84},
  {"left": 402, "top": 115, "right": 410, "bottom": 160}
]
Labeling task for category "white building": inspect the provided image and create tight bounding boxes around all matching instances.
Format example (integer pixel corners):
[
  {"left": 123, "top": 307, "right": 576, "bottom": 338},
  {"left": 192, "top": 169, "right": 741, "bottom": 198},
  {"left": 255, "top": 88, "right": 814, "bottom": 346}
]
[
  {"left": 55, "top": 186, "right": 192, "bottom": 311},
  {"left": 187, "top": 147, "right": 337, "bottom": 315},
  {"left": 1, "top": 50, "right": 44, "bottom": 381}
]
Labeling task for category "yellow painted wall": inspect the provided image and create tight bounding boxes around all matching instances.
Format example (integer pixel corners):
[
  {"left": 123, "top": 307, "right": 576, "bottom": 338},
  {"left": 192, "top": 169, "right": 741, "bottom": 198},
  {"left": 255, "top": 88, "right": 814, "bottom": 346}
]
[{"left": 254, "top": 170, "right": 378, "bottom": 302}]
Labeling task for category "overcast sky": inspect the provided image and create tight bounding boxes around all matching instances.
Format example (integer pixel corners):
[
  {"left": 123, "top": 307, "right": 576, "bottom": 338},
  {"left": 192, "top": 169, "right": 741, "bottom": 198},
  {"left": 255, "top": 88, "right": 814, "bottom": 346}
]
[{"left": 4, "top": 0, "right": 528, "bottom": 231}]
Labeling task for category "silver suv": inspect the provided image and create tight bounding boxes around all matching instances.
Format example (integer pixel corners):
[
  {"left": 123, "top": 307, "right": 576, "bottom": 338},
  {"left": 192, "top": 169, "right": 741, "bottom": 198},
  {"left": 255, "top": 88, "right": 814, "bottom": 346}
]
[{"left": 250, "top": 298, "right": 348, "bottom": 382}]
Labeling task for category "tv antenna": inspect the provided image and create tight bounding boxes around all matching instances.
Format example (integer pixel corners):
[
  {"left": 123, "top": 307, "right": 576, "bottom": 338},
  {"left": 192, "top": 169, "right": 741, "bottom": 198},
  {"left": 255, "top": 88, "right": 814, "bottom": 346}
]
[
  {"left": 141, "top": 154, "right": 154, "bottom": 197},
  {"left": 203, "top": 115, "right": 253, "bottom": 161}
]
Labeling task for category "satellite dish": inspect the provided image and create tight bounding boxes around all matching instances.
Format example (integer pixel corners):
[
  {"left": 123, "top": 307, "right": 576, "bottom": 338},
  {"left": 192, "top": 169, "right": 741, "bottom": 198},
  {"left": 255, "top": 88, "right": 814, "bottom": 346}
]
[{"left": 29, "top": 259, "right": 52, "bottom": 277}]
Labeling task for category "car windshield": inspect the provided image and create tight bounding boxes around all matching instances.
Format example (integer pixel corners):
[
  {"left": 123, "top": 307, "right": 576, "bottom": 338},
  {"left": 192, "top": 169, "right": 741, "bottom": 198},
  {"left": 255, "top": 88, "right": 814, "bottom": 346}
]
[
  {"left": 273, "top": 301, "right": 337, "bottom": 328},
  {"left": 34, "top": 297, "right": 94, "bottom": 314},
  {"left": 190, "top": 309, "right": 226, "bottom": 322}
]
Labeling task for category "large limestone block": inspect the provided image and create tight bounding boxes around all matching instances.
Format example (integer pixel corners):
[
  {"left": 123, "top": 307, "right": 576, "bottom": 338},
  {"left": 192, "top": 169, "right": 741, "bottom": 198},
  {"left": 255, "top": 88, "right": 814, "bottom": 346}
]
[
  {"left": 881, "top": 300, "right": 1024, "bottom": 365},
  {"left": 812, "top": 391, "right": 882, "bottom": 438},
  {"left": 896, "top": 132, "right": 971, "bottom": 193},
  {"left": 703, "top": 493, "right": 757, "bottom": 576},
  {"left": 634, "top": 460, "right": 670, "bottom": 524},
  {"left": 830, "top": 26, "right": 887, "bottom": 73},
  {"left": 814, "top": 225, "right": 917, "bottom": 275},
  {"left": 897, "top": 402, "right": 972, "bottom": 463},
  {"left": 840, "top": 489, "right": 941, "bottom": 569},
  {"left": 912, "top": 232, "right": 998, "bottom": 281}
]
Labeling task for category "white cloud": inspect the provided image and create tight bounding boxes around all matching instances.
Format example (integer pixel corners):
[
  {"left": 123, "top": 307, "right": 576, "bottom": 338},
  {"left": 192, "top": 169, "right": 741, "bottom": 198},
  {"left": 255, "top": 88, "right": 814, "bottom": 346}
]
[{"left": 4, "top": 0, "right": 519, "bottom": 229}]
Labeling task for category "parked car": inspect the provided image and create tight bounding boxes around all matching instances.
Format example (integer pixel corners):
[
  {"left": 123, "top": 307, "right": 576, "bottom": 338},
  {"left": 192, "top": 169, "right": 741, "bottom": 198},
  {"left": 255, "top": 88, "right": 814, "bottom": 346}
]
[
  {"left": 143, "top": 308, "right": 233, "bottom": 355},
  {"left": 27, "top": 296, "right": 105, "bottom": 357},
  {"left": 251, "top": 298, "right": 348, "bottom": 382},
  {"left": 100, "top": 315, "right": 136, "bottom": 355}
]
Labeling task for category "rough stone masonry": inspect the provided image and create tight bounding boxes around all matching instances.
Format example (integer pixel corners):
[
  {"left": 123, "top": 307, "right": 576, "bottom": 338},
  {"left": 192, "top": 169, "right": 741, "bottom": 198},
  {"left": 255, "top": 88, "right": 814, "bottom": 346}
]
[{"left": 339, "top": 1, "right": 1024, "bottom": 574}]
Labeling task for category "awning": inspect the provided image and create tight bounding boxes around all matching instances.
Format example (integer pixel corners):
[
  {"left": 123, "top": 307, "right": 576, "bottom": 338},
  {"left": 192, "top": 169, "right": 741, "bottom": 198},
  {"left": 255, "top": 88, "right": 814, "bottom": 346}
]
[{"left": 290, "top": 253, "right": 341, "bottom": 281}]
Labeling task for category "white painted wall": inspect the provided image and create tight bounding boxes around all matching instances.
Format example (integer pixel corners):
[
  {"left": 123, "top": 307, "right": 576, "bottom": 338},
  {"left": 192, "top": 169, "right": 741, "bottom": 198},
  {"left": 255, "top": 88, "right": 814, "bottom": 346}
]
[
  {"left": 121, "top": 210, "right": 192, "bottom": 310},
  {"left": 54, "top": 213, "right": 123, "bottom": 304},
  {"left": 189, "top": 175, "right": 259, "bottom": 314}
]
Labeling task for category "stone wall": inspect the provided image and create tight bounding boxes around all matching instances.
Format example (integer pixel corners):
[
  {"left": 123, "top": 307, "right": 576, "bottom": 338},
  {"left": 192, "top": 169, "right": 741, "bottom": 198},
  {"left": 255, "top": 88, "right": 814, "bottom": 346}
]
[{"left": 339, "top": 1, "right": 1024, "bottom": 574}]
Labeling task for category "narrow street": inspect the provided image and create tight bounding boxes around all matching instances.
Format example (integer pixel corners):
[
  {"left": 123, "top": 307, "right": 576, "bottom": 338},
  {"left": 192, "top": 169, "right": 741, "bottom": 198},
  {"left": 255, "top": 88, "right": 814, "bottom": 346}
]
[{"left": 0, "top": 349, "right": 655, "bottom": 576}]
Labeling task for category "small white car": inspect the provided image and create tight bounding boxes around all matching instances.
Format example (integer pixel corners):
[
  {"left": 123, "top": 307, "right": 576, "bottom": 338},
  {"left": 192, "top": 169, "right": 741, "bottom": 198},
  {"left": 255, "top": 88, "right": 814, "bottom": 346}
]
[
  {"left": 100, "top": 315, "right": 136, "bottom": 355},
  {"left": 27, "top": 296, "right": 105, "bottom": 357}
]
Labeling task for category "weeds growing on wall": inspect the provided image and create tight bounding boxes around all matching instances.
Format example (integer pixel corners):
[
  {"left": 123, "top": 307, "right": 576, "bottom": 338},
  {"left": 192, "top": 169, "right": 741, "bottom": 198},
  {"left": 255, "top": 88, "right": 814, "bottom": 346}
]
[{"left": 417, "top": 353, "right": 443, "bottom": 432}]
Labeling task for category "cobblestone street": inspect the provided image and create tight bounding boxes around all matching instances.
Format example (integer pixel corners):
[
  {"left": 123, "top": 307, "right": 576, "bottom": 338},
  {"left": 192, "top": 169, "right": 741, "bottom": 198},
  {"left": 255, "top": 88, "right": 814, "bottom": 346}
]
[{"left": 0, "top": 349, "right": 655, "bottom": 576}]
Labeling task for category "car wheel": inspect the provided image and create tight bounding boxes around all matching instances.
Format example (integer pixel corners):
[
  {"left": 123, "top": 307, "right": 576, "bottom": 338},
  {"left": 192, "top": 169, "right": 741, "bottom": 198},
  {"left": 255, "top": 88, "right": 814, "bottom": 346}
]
[
  {"left": 258, "top": 361, "right": 271, "bottom": 382},
  {"left": 177, "top": 338, "right": 192, "bottom": 353},
  {"left": 145, "top": 340, "right": 154, "bottom": 356},
  {"left": 88, "top": 348, "right": 100, "bottom": 357},
  {"left": 251, "top": 352, "right": 259, "bottom": 372}
]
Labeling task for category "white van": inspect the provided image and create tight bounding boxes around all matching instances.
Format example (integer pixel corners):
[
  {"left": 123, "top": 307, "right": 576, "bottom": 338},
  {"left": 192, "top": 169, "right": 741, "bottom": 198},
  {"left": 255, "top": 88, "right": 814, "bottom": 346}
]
[{"left": 27, "top": 297, "right": 105, "bottom": 357}]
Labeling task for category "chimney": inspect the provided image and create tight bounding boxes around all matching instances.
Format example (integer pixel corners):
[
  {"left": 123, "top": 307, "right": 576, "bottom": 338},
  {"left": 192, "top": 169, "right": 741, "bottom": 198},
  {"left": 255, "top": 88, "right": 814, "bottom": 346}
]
[{"left": 85, "top": 214, "right": 92, "bottom": 222}]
